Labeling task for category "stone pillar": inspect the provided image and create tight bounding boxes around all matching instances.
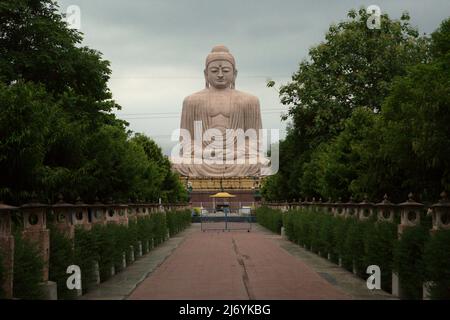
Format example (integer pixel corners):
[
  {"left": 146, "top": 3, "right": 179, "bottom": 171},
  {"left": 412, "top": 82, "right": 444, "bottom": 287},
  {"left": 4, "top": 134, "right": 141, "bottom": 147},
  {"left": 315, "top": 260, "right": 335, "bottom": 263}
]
[
  {"left": 90, "top": 198, "right": 106, "bottom": 226},
  {"left": 137, "top": 241, "right": 143, "bottom": 257},
  {"left": 105, "top": 198, "right": 120, "bottom": 225},
  {"left": 358, "top": 196, "right": 375, "bottom": 221},
  {"left": 122, "top": 252, "right": 127, "bottom": 269},
  {"left": 52, "top": 195, "right": 75, "bottom": 239},
  {"left": 21, "top": 200, "right": 57, "bottom": 300},
  {"left": 334, "top": 198, "right": 344, "bottom": 218},
  {"left": 424, "top": 191, "right": 450, "bottom": 299},
  {"left": 0, "top": 202, "right": 17, "bottom": 299},
  {"left": 344, "top": 196, "right": 357, "bottom": 219},
  {"left": 281, "top": 226, "right": 286, "bottom": 240},
  {"left": 393, "top": 193, "right": 424, "bottom": 299},
  {"left": 72, "top": 197, "right": 91, "bottom": 231},
  {"left": 129, "top": 246, "right": 135, "bottom": 263},
  {"left": 118, "top": 204, "right": 129, "bottom": 226},
  {"left": 375, "top": 194, "right": 396, "bottom": 223}
]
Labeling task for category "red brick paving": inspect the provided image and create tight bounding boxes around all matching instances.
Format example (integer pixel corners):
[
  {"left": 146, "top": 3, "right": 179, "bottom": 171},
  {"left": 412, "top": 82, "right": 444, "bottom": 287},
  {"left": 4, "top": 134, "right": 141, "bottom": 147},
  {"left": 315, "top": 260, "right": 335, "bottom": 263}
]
[{"left": 128, "top": 227, "right": 349, "bottom": 300}]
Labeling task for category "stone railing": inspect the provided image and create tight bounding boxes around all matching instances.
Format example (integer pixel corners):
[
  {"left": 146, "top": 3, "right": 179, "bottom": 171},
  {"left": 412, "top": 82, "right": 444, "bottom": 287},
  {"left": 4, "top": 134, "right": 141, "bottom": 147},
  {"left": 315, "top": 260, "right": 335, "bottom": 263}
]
[
  {"left": 262, "top": 192, "right": 450, "bottom": 299},
  {"left": 0, "top": 196, "right": 189, "bottom": 300}
]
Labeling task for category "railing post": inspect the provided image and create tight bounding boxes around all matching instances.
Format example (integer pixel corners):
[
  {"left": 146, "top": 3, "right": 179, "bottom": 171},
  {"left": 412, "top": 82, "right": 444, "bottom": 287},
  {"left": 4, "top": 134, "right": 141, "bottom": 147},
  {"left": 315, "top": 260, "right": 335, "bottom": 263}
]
[
  {"left": 358, "top": 195, "right": 375, "bottom": 221},
  {"left": 72, "top": 197, "right": 91, "bottom": 231},
  {"left": 424, "top": 191, "right": 450, "bottom": 299},
  {"left": 393, "top": 192, "right": 424, "bottom": 299},
  {"left": 21, "top": 198, "right": 57, "bottom": 300},
  {"left": 0, "top": 202, "right": 17, "bottom": 299},
  {"left": 90, "top": 198, "right": 107, "bottom": 226},
  {"left": 375, "top": 194, "right": 396, "bottom": 223},
  {"left": 52, "top": 194, "right": 75, "bottom": 239}
]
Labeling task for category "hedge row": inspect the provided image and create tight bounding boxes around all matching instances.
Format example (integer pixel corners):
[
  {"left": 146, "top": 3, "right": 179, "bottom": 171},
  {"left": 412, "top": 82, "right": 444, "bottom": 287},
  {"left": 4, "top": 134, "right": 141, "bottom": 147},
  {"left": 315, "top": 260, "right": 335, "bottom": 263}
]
[
  {"left": 256, "top": 206, "right": 450, "bottom": 299},
  {"left": 255, "top": 207, "right": 283, "bottom": 234},
  {"left": 166, "top": 210, "right": 192, "bottom": 237},
  {"left": 3, "top": 210, "right": 191, "bottom": 299},
  {"left": 13, "top": 232, "right": 45, "bottom": 299}
]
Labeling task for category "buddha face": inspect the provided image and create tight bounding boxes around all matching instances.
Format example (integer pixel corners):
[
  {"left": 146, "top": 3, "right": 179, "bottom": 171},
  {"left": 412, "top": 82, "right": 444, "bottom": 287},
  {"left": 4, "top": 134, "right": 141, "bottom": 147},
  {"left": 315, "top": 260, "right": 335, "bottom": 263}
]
[{"left": 205, "top": 60, "right": 236, "bottom": 89}]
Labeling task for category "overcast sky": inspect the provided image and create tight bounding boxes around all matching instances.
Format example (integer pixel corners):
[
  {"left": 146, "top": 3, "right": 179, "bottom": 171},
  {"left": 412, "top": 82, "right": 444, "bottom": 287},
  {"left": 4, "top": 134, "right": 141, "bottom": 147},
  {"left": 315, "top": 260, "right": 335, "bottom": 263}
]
[{"left": 55, "top": 0, "right": 450, "bottom": 154}]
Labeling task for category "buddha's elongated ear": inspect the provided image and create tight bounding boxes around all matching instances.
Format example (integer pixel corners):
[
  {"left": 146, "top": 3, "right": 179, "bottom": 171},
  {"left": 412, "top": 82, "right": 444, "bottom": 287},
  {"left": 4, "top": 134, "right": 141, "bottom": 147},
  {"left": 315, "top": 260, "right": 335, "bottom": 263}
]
[
  {"left": 231, "top": 69, "right": 238, "bottom": 89},
  {"left": 204, "top": 69, "right": 209, "bottom": 88}
]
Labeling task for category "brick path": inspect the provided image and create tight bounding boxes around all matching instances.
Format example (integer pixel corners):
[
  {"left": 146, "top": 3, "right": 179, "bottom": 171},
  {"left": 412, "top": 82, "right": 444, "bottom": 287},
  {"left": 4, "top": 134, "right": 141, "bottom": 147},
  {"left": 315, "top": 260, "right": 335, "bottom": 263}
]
[{"left": 128, "top": 224, "right": 349, "bottom": 300}]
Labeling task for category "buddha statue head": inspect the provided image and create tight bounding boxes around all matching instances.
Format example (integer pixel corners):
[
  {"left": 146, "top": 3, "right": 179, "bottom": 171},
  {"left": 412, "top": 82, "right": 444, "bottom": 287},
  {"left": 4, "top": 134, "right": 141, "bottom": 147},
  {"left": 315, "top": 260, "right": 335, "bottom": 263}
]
[{"left": 204, "top": 45, "right": 238, "bottom": 89}]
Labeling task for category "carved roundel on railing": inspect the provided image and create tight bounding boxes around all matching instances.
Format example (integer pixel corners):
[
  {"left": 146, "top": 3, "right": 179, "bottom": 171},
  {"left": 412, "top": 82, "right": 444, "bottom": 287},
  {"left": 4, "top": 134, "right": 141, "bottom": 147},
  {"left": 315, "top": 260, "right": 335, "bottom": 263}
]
[
  {"left": 407, "top": 211, "right": 417, "bottom": 223},
  {"left": 75, "top": 211, "right": 83, "bottom": 221},
  {"left": 108, "top": 208, "right": 115, "bottom": 217},
  {"left": 382, "top": 210, "right": 391, "bottom": 220},
  {"left": 348, "top": 208, "right": 355, "bottom": 216},
  {"left": 440, "top": 211, "right": 450, "bottom": 226},
  {"left": 95, "top": 210, "right": 102, "bottom": 219},
  {"left": 337, "top": 207, "right": 343, "bottom": 215},
  {"left": 57, "top": 212, "right": 66, "bottom": 223},
  {"left": 362, "top": 208, "right": 371, "bottom": 217},
  {"left": 28, "top": 213, "right": 39, "bottom": 225}
]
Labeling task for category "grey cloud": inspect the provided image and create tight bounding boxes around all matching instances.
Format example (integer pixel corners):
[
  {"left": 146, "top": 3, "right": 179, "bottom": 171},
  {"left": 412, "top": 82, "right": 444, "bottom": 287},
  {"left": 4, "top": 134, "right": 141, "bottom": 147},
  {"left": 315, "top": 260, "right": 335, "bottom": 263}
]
[{"left": 56, "top": 0, "right": 450, "bottom": 154}]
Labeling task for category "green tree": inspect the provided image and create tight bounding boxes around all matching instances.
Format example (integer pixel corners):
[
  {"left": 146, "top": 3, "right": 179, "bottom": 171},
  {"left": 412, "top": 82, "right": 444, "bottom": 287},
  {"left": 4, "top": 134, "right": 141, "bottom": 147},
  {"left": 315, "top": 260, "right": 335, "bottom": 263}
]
[{"left": 263, "top": 8, "right": 428, "bottom": 201}]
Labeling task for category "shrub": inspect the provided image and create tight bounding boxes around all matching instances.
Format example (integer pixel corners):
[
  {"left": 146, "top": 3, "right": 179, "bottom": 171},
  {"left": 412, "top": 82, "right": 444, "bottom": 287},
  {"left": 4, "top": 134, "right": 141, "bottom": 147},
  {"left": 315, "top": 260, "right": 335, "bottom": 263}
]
[
  {"left": 256, "top": 207, "right": 283, "bottom": 234},
  {"left": 394, "top": 225, "right": 429, "bottom": 299},
  {"left": 13, "top": 232, "right": 44, "bottom": 299},
  {"left": 74, "top": 227, "right": 99, "bottom": 293},
  {"left": 424, "top": 230, "right": 450, "bottom": 299},
  {"left": 166, "top": 210, "right": 191, "bottom": 236},
  {"left": 48, "top": 226, "right": 76, "bottom": 299}
]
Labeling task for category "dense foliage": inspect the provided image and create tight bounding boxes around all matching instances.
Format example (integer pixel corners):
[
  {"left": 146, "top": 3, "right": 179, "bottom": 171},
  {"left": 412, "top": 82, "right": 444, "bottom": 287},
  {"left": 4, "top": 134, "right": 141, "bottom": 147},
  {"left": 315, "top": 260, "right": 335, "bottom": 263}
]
[
  {"left": 0, "top": 0, "right": 187, "bottom": 204},
  {"left": 12, "top": 231, "right": 45, "bottom": 299},
  {"left": 255, "top": 207, "right": 283, "bottom": 234},
  {"left": 262, "top": 9, "right": 449, "bottom": 203},
  {"left": 257, "top": 206, "right": 398, "bottom": 293},
  {"left": 258, "top": 206, "right": 450, "bottom": 298},
  {"left": 46, "top": 210, "right": 190, "bottom": 298}
]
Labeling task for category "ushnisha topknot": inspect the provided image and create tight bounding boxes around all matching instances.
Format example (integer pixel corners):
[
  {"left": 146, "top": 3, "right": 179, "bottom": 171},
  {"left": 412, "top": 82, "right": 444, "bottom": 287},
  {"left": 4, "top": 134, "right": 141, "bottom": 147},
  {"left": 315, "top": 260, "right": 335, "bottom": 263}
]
[{"left": 205, "top": 45, "right": 236, "bottom": 68}]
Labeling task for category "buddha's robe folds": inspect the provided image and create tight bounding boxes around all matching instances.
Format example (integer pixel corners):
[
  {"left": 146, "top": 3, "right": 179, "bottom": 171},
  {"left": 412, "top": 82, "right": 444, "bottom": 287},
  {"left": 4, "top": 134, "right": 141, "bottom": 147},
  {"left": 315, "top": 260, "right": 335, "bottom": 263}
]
[{"left": 173, "top": 89, "right": 266, "bottom": 177}]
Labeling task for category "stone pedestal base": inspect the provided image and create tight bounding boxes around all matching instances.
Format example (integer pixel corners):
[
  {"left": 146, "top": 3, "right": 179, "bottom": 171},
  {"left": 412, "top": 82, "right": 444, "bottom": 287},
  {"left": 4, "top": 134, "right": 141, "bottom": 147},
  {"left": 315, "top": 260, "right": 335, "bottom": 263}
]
[
  {"left": 137, "top": 241, "right": 143, "bottom": 257},
  {"left": 392, "top": 272, "right": 402, "bottom": 298},
  {"left": 122, "top": 252, "right": 126, "bottom": 269},
  {"left": 280, "top": 227, "right": 286, "bottom": 239},
  {"left": 423, "top": 281, "right": 433, "bottom": 300},
  {"left": 40, "top": 281, "right": 57, "bottom": 300},
  {"left": 129, "top": 246, "right": 135, "bottom": 263}
]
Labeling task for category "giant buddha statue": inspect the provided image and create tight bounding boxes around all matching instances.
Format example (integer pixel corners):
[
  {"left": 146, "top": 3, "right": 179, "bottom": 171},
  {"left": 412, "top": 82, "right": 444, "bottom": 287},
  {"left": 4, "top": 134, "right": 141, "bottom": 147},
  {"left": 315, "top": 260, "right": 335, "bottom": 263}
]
[{"left": 172, "top": 45, "right": 268, "bottom": 178}]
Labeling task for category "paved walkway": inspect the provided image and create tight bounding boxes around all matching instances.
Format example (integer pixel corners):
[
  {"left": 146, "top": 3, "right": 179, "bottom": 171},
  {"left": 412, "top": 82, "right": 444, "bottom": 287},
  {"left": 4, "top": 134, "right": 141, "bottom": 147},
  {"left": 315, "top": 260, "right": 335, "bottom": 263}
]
[
  {"left": 81, "top": 223, "right": 394, "bottom": 300},
  {"left": 127, "top": 224, "right": 393, "bottom": 300}
]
